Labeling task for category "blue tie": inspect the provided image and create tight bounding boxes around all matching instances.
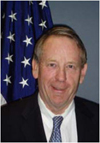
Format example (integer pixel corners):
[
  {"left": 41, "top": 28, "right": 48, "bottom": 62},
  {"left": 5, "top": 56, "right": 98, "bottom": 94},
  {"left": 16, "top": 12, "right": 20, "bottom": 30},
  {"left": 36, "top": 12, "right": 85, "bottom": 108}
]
[{"left": 49, "top": 116, "right": 63, "bottom": 142}]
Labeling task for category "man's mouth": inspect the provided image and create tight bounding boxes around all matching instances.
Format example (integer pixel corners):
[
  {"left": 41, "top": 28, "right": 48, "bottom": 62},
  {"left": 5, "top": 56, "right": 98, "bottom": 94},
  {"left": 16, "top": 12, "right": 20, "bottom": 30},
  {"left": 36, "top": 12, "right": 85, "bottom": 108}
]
[{"left": 52, "top": 86, "right": 66, "bottom": 93}]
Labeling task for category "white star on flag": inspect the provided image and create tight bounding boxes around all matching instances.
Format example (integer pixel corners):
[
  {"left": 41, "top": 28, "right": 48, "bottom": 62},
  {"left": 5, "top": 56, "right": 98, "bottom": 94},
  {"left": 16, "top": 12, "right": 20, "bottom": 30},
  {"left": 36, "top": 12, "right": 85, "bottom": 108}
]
[
  {"left": 5, "top": 53, "right": 13, "bottom": 64},
  {"left": 39, "top": 19, "right": 47, "bottom": 30},
  {"left": 9, "top": 10, "right": 17, "bottom": 22},
  {"left": 3, "top": 75, "right": 12, "bottom": 86},
  {"left": 25, "top": 15, "right": 33, "bottom": 26},
  {"left": 21, "top": 57, "right": 31, "bottom": 68},
  {"left": 23, "top": 35, "right": 33, "bottom": 47},
  {"left": 7, "top": 32, "right": 15, "bottom": 43},
  {"left": 19, "top": 78, "right": 29, "bottom": 88},
  {"left": 39, "top": 0, "right": 47, "bottom": 9}
]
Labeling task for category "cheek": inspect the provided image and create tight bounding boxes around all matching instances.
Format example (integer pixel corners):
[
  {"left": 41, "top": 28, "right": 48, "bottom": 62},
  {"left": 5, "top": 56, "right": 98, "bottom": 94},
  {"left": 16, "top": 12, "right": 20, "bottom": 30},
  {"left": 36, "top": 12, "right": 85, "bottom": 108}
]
[
  {"left": 38, "top": 67, "right": 56, "bottom": 85},
  {"left": 40, "top": 66, "right": 56, "bottom": 78},
  {"left": 67, "top": 72, "right": 81, "bottom": 86}
]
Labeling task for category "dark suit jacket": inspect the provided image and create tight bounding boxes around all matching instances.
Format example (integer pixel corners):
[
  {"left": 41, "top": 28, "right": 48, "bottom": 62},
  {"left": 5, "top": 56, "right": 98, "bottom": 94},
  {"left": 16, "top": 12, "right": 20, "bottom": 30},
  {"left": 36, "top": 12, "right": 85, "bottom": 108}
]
[{"left": 1, "top": 90, "right": 99, "bottom": 142}]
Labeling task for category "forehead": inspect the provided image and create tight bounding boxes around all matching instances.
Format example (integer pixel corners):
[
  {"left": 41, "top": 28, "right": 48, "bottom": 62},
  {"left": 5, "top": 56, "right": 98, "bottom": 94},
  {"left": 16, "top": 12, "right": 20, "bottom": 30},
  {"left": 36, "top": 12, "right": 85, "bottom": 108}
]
[
  {"left": 42, "top": 35, "right": 80, "bottom": 54},
  {"left": 41, "top": 35, "right": 81, "bottom": 63}
]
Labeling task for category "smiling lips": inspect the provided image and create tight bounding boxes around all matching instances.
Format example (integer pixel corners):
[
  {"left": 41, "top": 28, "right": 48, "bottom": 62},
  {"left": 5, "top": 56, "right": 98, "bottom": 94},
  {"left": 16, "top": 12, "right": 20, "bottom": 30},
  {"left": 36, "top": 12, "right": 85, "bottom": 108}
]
[{"left": 52, "top": 86, "right": 67, "bottom": 93}]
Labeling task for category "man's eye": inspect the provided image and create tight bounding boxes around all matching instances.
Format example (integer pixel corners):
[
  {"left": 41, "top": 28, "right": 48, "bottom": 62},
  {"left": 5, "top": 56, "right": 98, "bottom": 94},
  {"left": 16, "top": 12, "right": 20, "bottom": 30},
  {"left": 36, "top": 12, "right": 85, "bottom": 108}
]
[
  {"left": 67, "top": 65, "right": 75, "bottom": 69},
  {"left": 48, "top": 63, "right": 56, "bottom": 67},
  {"left": 68, "top": 65, "right": 74, "bottom": 68}
]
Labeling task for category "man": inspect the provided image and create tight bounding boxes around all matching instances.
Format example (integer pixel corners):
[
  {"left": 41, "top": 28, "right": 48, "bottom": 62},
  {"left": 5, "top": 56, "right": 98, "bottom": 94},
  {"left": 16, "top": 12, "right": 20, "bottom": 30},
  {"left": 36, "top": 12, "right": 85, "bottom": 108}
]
[{"left": 1, "top": 25, "right": 99, "bottom": 142}]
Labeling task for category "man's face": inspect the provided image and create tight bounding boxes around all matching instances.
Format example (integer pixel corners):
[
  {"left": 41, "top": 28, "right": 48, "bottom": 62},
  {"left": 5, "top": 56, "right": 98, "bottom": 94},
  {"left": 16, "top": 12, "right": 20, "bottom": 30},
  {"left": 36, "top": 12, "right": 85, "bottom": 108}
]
[{"left": 32, "top": 35, "right": 87, "bottom": 114}]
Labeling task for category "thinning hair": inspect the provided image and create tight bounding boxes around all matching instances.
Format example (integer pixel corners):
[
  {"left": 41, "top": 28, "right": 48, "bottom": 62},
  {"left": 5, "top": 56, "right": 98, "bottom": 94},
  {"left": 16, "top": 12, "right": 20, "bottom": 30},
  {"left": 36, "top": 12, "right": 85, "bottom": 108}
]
[{"left": 33, "top": 25, "right": 87, "bottom": 67}]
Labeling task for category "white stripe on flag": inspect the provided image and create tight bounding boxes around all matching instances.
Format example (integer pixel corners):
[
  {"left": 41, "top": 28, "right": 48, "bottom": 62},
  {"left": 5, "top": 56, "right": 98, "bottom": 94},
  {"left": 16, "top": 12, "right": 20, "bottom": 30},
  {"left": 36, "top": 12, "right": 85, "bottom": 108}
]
[{"left": 0, "top": 94, "right": 7, "bottom": 106}]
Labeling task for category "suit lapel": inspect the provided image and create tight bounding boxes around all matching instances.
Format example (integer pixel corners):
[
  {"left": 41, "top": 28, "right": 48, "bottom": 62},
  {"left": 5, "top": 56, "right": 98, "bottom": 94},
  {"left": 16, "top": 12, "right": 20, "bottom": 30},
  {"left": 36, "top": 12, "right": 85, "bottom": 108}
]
[
  {"left": 75, "top": 97, "right": 95, "bottom": 142},
  {"left": 21, "top": 91, "right": 47, "bottom": 142},
  {"left": 19, "top": 92, "right": 97, "bottom": 142}
]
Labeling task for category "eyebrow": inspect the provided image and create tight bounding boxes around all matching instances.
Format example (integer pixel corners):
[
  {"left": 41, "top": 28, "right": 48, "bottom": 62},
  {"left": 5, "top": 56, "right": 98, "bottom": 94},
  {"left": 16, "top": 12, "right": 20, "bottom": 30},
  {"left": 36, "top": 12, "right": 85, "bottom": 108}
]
[
  {"left": 66, "top": 61, "right": 81, "bottom": 66},
  {"left": 66, "top": 61, "right": 78, "bottom": 64},
  {"left": 46, "top": 59, "right": 80, "bottom": 65}
]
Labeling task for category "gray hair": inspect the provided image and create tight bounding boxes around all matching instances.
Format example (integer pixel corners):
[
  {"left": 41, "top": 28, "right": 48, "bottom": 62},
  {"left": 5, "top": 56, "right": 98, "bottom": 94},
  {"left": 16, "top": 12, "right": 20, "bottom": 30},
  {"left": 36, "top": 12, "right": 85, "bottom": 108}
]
[{"left": 33, "top": 25, "right": 87, "bottom": 67}]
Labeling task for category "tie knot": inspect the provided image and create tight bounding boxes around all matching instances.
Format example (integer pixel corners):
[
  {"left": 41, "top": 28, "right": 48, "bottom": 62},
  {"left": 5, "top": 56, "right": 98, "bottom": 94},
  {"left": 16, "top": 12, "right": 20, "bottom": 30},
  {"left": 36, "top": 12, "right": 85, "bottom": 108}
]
[{"left": 53, "top": 116, "right": 63, "bottom": 129}]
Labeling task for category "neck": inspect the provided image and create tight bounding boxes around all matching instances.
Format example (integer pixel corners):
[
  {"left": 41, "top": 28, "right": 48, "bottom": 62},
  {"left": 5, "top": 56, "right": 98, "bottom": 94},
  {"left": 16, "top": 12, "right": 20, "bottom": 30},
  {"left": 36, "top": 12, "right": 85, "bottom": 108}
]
[{"left": 45, "top": 102, "right": 71, "bottom": 115}]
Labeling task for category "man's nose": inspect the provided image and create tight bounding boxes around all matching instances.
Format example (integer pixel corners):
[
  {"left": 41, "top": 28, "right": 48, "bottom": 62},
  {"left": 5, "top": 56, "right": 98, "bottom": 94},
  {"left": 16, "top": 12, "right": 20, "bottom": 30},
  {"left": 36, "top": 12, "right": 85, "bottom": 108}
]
[{"left": 55, "top": 68, "right": 67, "bottom": 82}]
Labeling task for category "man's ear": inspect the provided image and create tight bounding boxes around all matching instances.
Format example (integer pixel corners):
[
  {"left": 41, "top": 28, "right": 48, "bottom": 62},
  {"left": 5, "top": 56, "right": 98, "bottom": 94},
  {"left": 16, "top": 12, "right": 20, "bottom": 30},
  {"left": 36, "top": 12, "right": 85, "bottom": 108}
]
[
  {"left": 80, "top": 63, "right": 88, "bottom": 84},
  {"left": 32, "top": 59, "right": 39, "bottom": 79}
]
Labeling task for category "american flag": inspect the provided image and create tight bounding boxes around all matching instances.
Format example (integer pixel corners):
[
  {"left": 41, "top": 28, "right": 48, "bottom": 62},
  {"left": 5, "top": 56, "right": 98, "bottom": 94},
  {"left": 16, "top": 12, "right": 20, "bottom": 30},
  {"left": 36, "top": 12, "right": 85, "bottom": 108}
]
[{"left": 1, "top": 0, "right": 53, "bottom": 105}]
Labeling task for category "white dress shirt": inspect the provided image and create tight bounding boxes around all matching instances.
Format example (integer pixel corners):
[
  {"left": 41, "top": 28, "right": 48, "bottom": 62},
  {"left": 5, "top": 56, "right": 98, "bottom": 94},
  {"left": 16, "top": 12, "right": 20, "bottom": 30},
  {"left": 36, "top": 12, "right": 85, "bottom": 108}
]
[{"left": 38, "top": 94, "right": 78, "bottom": 142}]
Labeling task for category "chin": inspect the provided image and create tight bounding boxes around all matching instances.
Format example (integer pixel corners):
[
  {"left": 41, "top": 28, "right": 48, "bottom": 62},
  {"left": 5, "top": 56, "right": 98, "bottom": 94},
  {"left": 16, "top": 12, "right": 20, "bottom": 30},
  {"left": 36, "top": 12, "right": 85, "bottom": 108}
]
[{"left": 52, "top": 100, "right": 66, "bottom": 107}]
